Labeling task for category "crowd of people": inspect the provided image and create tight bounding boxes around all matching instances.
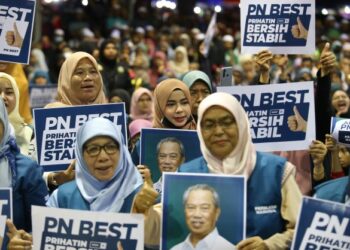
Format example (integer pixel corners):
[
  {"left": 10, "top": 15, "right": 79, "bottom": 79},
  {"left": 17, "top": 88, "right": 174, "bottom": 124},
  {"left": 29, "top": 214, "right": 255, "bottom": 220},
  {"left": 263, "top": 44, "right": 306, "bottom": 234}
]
[{"left": 1, "top": 1, "right": 350, "bottom": 249}]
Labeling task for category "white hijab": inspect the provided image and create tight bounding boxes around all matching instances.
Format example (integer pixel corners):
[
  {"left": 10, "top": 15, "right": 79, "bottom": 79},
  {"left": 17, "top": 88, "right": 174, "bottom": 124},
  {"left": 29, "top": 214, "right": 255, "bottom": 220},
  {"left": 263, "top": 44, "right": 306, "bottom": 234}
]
[{"left": 197, "top": 92, "right": 256, "bottom": 177}]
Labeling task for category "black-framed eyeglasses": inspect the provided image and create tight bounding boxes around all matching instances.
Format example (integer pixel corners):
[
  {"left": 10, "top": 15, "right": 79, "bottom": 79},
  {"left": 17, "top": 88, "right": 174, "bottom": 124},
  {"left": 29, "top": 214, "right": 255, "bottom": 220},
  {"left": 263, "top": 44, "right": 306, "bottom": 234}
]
[
  {"left": 201, "top": 117, "right": 236, "bottom": 131},
  {"left": 84, "top": 143, "right": 119, "bottom": 157}
]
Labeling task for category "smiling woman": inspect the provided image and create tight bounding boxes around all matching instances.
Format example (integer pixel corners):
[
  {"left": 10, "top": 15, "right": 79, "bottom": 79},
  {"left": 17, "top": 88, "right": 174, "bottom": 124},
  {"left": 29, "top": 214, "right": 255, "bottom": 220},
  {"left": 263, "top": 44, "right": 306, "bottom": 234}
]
[
  {"left": 153, "top": 78, "right": 196, "bottom": 130},
  {"left": 45, "top": 52, "right": 107, "bottom": 107}
]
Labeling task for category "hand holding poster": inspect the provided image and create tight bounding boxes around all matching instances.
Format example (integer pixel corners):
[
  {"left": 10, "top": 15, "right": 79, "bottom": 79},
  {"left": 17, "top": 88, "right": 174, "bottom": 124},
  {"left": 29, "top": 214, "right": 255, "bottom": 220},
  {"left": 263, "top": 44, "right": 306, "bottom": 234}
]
[
  {"left": 217, "top": 82, "right": 315, "bottom": 151},
  {"left": 0, "top": 0, "right": 36, "bottom": 64},
  {"left": 292, "top": 197, "right": 350, "bottom": 250},
  {"left": 240, "top": 0, "right": 315, "bottom": 54},
  {"left": 161, "top": 173, "right": 245, "bottom": 250},
  {"left": 32, "top": 206, "right": 144, "bottom": 250},
  {"left": 33, "top": 103, "right": 127, "bottom": 172}
]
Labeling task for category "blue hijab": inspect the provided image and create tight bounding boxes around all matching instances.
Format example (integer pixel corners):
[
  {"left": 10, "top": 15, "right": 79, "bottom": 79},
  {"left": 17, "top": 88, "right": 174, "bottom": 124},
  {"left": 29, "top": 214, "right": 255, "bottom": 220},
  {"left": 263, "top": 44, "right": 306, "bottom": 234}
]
[
  {"left": 0, "top": 97, "right": 20, "bottom": 187},
  {"left": 75, "top": 117, "right": 143, "bottom": 212}
]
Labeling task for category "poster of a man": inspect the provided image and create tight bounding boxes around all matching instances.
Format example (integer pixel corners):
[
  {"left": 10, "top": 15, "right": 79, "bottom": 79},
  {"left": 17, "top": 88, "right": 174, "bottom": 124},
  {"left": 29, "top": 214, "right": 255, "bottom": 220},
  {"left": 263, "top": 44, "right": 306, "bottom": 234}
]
[
  {"left": 153, "top": 137, "right": 185, "bottom": 194},
  {"left": 161, "top": 173, "right": 245, "bottom": 250},
  {"left": 170, "top": 184, "right": 236, "bottom": 250}
]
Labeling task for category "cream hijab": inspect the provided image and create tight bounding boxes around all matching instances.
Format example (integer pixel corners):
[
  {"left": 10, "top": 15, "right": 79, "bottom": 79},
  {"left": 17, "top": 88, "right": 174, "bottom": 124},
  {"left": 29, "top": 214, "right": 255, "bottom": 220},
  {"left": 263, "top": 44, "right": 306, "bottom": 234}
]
[
  {"left": 0, "top": 73, "right": 33, "bottom": 155},
  {"left": 197, "top": 92, "right": 256, "bottom": 177},
  {"left": 168, "top": 46, "right": 189, "bottom": 75},
  {"left": 47, "top": 52, "right": 106, "bottom": 107}
]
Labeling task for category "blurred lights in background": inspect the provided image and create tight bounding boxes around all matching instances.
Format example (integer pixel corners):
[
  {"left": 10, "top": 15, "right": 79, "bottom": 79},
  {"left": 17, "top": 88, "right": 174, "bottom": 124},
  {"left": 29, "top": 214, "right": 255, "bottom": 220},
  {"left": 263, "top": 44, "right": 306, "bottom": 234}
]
[{"left": 154, "top": 0, "right": 177, "bottom": 10}]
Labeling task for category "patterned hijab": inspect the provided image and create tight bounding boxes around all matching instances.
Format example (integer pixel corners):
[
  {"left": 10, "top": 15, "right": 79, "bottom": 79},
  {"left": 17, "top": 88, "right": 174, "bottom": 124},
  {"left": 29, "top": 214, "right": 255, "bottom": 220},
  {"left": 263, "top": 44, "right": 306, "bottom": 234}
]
[
  {"left": 48, "top": 52, "right": 106, "bottom": 107},
  {"left": 75, "top": 117, "right": 143, "bottom": 212},
  {"left": 153, "top": 78, "right": 196, "bottom": 129},
  {"left": 197, "top": 92, "right": 256, "bottom": 177}
]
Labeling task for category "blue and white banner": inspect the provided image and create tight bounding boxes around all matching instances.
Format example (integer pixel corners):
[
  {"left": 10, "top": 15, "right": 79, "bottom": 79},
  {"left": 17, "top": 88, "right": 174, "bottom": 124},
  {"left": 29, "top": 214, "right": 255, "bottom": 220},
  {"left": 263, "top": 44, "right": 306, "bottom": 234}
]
[
  {"left": 162, "top": 173, "right": 245, "bottom": 250},
  {"left": 0, "top": 0, "right": 36, "bottom": 64},
  {"left": 330, "top": 117, "right": 350, "bottom": 146},
  {"left": 0, "top": 188, "right": 12, "bottom": 250},
  {"left": 292, "top": 197, "right": 350, "bottom": 250},
  {"left": 32, "top": 206, "right": 144, "bottom": 250},
  {"left": 240, "top": 0, "right": 315, "bottom": 54},
  {"left": 33, "top": 103, "right": 127, "bottom": 172},
  {"left": 29, "top": 85, "right": 57, "bottom": 109},
  {"left": 217, "top": 82, "right": 315, "bottom": 151}
]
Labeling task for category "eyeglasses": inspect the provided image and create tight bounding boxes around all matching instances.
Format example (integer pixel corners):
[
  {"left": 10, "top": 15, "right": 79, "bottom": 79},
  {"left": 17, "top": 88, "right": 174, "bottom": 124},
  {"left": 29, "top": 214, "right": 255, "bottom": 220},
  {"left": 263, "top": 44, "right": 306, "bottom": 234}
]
[
  {"left": 84, "top": 143, "right": 119, "bottom": 157},
  {"left": 201, "top": 117, "right": 236, "bottom": 131}
]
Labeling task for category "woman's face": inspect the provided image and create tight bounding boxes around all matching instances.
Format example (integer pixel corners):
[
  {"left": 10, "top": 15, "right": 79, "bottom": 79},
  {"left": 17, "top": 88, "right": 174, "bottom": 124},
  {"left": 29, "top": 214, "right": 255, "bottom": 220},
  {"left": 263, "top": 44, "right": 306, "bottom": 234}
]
[
  {"left": 175, "top": 51, "right": 184, "bottom": 62},
  {"left": 164, "top": 90, "right": 191, "bottom": 128},
  {"left": 190, "top": 81, "right": 210, "bottom": 116},
  {"left": 332, "top": 90, "right": 350, "bottom": 114},
  {"left": 201, "top": 106, "right": 239, "bottom": 160},
  {"left": 338, "top": 145, "right": 350, "bottom": 169},
  {"left": 103, "top": 43, "right": 118, "bottom": 60},
  {"left": 83, "top": 136, "right": 120, "bottom": 181},
  {"left": 137, "top": 93, "right": 152, "bottom": 114},
  {"left": 110, "top": 96, "right": 123, "bottom": 103},
  {"left": 0, "top": 77, "right": 16, "bottom": 114},
  {"left": 71, "top": 58, "right": 101, "bottom": 104}
]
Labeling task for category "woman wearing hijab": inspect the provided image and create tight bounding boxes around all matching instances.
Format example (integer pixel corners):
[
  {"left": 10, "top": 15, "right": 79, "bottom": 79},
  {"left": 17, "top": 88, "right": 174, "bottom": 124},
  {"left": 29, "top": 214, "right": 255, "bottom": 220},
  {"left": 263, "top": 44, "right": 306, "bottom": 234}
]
[
  {"left": 0, "top": 63, "right": 32, "bottom": 124},
  {"left": 152, "top": 78, "right": 196, "bottom": 130},
  {"left": 168, "top": 46, "right": 190, "bottom": 78},
  {"left": 98, "top": 39, "right": 132, "bottom": 95},
  {"left": 179, "top": 92, "right": 302, "bottom": 250},
  {"left": 45, "top": 51, "right": 107, "bottom": 108},
  {"left": 131, "top": 78, "right": 195, "bottom": 171},
  {"left": 46, "top": 117, "right": 148, "bottom": 211},
  {"left": 130, "top": 87, "right": 153, "bottom": 122},
  {"left": 0, "top": 73, "right": 33, "bottom": 156},
  {"left": 7, "top": 117, "right": 159, "bottom": 249},
  {"left": 182, "top": 70, "right": 213, "bottom": 121},
  {"left": 314, "top": 171, "right": 350, "bottom": 204},
  {"left": 0, "top": 97, "right": 48, "bottom": 233}
]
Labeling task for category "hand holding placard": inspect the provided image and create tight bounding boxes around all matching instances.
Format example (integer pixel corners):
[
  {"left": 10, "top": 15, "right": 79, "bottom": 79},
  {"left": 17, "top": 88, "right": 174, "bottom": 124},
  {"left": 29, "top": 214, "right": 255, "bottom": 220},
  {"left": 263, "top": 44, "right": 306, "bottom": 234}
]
[
  {"left": 287, "top": 106, "right": 307, "bottom": 132},
  {"left": 134, "top": 181, "right": 158, "bottom": 213},
  {"left": 5, "top": 22, "right": 24, "bottom": 48},
  {"left": 6, "top": 219, "right": 32, "bottom": 250},
  {"left": 320, "top": 43, "right": 336, "bottom": 77},
  {"left": 255, "top": 50, "right": 273, "bottom": 84},
  {"left": 236, "top": 236, "right": 268, "bottom": 250},
  {"left": 291, "top": 17, "right": 308, "bottom": 40},
  {"left": 308, "top": 140, "right": 327, "bottom": 165}
]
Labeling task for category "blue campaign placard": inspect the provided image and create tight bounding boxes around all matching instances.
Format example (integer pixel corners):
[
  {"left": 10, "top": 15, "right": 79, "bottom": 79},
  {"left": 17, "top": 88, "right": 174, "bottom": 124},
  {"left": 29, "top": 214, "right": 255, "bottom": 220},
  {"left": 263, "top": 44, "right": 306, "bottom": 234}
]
[
  {"left": 33, "top": 103, "right": 127, "bottom": 172},
  {"left": 330, "top": 117, "right": 350, "bottom": 146},
  {"left": 0, "top": 188, "right": 12, "bottom": 220},
  {"left": 292, "top": 197, "right": 350, "bottom": 250},
  {"left": 0, "top": 0, "right": 36, "bottom": 64},
  {"left": 140, "top": 128, "right": 202, "bottom": 183},
  {"left": 0, "top": 188, "right": 12, "bottom": 250},
  {"left": 162, "top": 173, "right": 246, "bottom": 250},
  {"left": 240, "top": 0, "right": 315, "bottom": 54},
  {"left": 217, "top": 82, "right": 315, "bottom": 152},
  {"left": 29, "top": 85, "right": 57, "bottom": 109}
]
